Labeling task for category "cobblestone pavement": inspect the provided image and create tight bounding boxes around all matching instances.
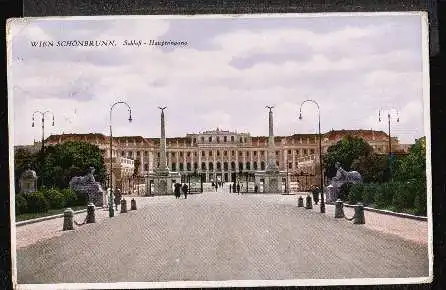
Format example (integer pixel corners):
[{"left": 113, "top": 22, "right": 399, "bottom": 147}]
[
  {"left": 15, "top": 196, "right": 152, "bottom": 249},
  {"left": 16, "top": 192, "right": 429, "bottom": 284}
]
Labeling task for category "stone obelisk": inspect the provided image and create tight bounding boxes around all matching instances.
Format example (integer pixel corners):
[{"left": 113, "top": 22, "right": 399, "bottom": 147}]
[
  {"left": 157, "top": 106, "right": 169, "bottom": 174},
  {"left": 266, "top": 106, "right": 278, "bottom": 172}
]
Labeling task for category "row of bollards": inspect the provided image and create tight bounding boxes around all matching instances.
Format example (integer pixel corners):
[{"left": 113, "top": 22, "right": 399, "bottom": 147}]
[
  {"left": 297, "top": 195, "right": 365, "bottom": 225},
  {"left": 63, "top": 198, "right": 138, "bottom": 231}
]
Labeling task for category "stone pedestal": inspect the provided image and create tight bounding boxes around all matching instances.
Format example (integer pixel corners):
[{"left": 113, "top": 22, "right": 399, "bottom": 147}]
[
  {"left": 147, "top": 170, "right": 181, "bottom": 195},
  {"left": 86, "top": 203, "right": 96, "bottom": 223},
  {"left": 254, "top": 170, "right": 287, "bottom": 193},
  {"left": 63, "top": 208, "right": 74, "bottom": 231}
]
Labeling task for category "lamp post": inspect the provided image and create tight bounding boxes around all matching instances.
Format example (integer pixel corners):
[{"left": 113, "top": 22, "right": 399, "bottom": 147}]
[
  {"left": 109, "top": 101, "right": 132, "bottom": 217},
  {"left": 378, "top": 107, "right": 399, "bottom": 180},
  {"left": 299, "top": 99, "right": 325, "bottom": 213},
  {"left": 32, "top": 110, "right": 55, "bottom": 188}
]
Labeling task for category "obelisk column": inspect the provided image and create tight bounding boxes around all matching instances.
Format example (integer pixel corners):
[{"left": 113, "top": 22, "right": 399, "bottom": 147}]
[
  {"left": 266, "top": 106, "right": 278, "bottom": 171},
  {"left": 158, "top": 106, "right": 169, "bottom": 172}
]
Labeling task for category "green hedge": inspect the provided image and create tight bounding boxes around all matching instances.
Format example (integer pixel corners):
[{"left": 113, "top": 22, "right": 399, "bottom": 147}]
[
  {"left": 16, "top": 187, "right": 89, "bottom": 215},
  {"left": 24, "top": 191, "right": 49, "bottom": 213},
  {"left": 344, "top": 180, "right": 427, "bottom": 216}
]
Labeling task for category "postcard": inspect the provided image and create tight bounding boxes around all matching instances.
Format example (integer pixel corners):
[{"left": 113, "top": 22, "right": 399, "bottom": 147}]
[{"left": 7, "top": 12, "right": 432, "bottom": 289}]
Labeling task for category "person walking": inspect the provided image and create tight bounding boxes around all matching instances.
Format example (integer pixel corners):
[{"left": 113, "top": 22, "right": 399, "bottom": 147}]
[
  {"left": 236, "top": 183, "right": 241, "bottom": 195},
  {"left": 174, "top": 183, "right": 181, "bottom": 199},
  {"left": 229, "top": 184, "right": 232, "bottom": 193},
  {"left": 114, "top": 188, "right": 122, "bottom": 211},
  {"left": 182, "top": 183, "right": 188, "bottom": 199}
]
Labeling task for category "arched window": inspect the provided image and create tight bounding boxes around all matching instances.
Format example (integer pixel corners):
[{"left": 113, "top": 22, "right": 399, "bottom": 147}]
[
  {"left": 217, "top": 162, "right": 221, "bottom": 171},
  {"left": 208, "top": 136, "right": 212, "bottom": 142},
  {"left": 246, "top": 162, "right": 251, "bottom": 170},
  {"left": 238, "top": 162, "right": 243, "bottom": 170},
  {"left": 179, "top": 163, "right": 184, "bottom": 171},
  {"left": 209, "top": 162, "right": 214, "bottom": 171},
  {"left": 253, "top": 161, "right": 258, "bottom": 170},
  {"left": 201, "top": 162, "right": 206, "bottom": 170},
  {"left": 231, "top": 162, "right": 236, "bottom": 171},
  {"left": 224, "top": 162, "right": 228, "bottom": 171},
  {"left": 187, "top": 163, "right": 191, "bottom": 171},
  {"left": 172, "top": 162, "right": 176, "bottom": 171},
  {"left": 261, "top": 161, "right": 265, "bottom": 170},
  {"left": 217, "top": 137, "right": 220, "bottom": 143},
  {"left": 194, "top": 162, "right": 198, "bottom": 170},
  {"left": 231, "top": 136, "right": 234, "bottom": 142}
]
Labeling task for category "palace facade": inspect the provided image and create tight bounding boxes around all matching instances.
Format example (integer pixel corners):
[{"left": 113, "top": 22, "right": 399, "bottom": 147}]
[{"left": 37, "top": 128, "right": 410, "bottom": 192}]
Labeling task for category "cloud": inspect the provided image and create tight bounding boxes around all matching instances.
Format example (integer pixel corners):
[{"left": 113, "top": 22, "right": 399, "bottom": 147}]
[{"left": 9, "top": 14, "right": 426, "bottom": 146}]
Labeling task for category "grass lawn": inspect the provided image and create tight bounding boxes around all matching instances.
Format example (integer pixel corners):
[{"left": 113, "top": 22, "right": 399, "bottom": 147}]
[{"left": 16, "top": 205, "right": 87, "bottom": 222}]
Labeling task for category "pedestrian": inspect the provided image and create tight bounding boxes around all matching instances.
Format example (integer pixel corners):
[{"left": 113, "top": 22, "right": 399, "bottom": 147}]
[
  {"left": 114, "top": 188, "right": 122, "bottom": 211},
  {"left": 174, "top": 183, "right": 181, "bottom": 199},
  {"left": 236, "top": 183, "right": 240, "bottom": 195},
  {"left": 182, "top": 183, "right": 188, "bottom": 199},
  {"left": 215, "top": 183, "right": 218, "bottom": 192},
  {"left": 229, "top": 184, "right": 232, "bottom": 193}
]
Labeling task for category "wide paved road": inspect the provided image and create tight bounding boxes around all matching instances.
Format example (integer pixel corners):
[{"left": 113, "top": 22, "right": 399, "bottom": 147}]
[{"left": 17, "top": 192, "right": 429, "bottom": 283}]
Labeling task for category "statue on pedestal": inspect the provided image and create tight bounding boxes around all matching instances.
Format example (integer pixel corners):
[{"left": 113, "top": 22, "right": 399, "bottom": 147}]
[
  {"left": 69, "top": 167, "right": 105, "bottom": 207},
  {"left": 19, "top": 163, "right": 38, "bottom": 194},
  {"left": 327, "top": 162, "right": 362, "bottom": 202}
]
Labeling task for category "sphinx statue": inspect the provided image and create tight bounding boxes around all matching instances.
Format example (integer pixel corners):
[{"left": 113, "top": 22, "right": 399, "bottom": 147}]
[
  {"left": 326, "top": 162, "right": 362, "bottom": 203},
  {"left": 69, "top": 167, "right": 105, "bottom": 207}
]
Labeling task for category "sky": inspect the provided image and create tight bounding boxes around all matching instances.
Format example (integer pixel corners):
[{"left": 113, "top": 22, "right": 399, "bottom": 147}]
[{"left": 8, "top": 13, "right": 428, "bottom": 145}]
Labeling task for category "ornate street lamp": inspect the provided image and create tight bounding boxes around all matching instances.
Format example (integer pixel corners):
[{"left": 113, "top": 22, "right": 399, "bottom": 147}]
[
  {"left": 378, "top": 107, "right": 400, "bottom": 180},
  {"left": 109, "top": 101, "right": 132, "bottom": 217},
  {"left": 299, "top": 99, "right": 325, "bottom": 213},
  {"left": 32, "top": 110, "right": 55, "bottom": 188}
]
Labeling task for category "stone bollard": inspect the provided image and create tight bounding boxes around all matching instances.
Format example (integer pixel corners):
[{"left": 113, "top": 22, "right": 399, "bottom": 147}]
[
  {"left": 334, "top": 199, "right": 344, "bottom": 218},
  {"left": 86, "top": 203, "right": 96, "bottom": 223},
  {"left": 63, "top": 208, "right": 74, "bottom": 231},
  {"left": 353, "top": 203, "right": 365, "bottom": 224},
  {"left": 120, "top": 199, "right": 127, "bottom": 213},
  {"left": 297, "top": 196, "right": 304, "bottom": 207},
  {"left": 131, "top": 198, "right": 137, "bottom": 210},
  {"left": 305, "top": 194, "right": 313, "bottom": 209}
]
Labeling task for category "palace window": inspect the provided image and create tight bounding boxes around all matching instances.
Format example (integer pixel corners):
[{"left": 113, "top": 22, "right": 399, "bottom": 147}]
[
  {"left": 201, "top": 162, "right": 206, "bottom": 170},
  {"left": 209, "top": 151, "right": 213, "bottom": 156},
  {"left": 144, "top": 151, "right": 148, "bottom": 156},
  {"left": 253, "top": 162, "right": 258, "bottom": 170},
  {"left": 217, "top": 151, "right": 220, "bottom": 156},
  {"left": 261, "top": 162, "right": 265, "bottom": 170},
  {"left": 231, "top": 162, "right": 236, "bottom": 171},
  {"left": 194, "top": 152, "right": 197, "bottom": 157},
  {"left": 194, "top": 162, "right": 198, "bottom": 170},
  {"left": 144, "top": 164, "right": 149, "bottom": 171},
  {"left": 209, "top": 162, "right": 214, "bottom": 170},
  {"left": 239, "top": 152, "right": 243, "bottom": 157},
  {"left": 303, "top": 149, "right": 308, "bottom": 155},
  {"left": 310, "top": 149, "right": 315, "bottom": 154},
  {"left": 180, "top": 152, "right": 183, "bottom": 157},
  {"left": 136, "top": 151, "right": 140, "bottom": 157},
  {"left": 246, "top": 162, "right": 251, "bottom": 170},
  {"left": 288, "top": 162, "right": 292, "bottom": 169},
  {"left": 187, "top": 163, "right": 191, "bottom": 171},
  {"left": 172, "top": 163, "right": 176, "bottom": 171},
  {"left": 217, "top": 137, "right": 220, "bottom": 143},
  {"left": 231, "top": 136, "right": 234, "bottom": 142},
  {"left": 224, "top": 151, "right": 227, "bottom": 156},
  {"left": 217, "top": 162, "right": 221, "bottom": 170},
  {"left": 288, "top": 150, "right": 291, "bottom": 154},
  {"left": 276, "top": 151, "right": 279, "bottom": 156},
  {"left": 238, "top": 162, "right": 243, "bottom": 170},
  {"left": 232, "top": 150, "right": 235, "bottom": 156},
  {"left": 202, "top": 151, "right": 205, "bottom": 157},
  {"left": 129, "top": 152, "right": 134, "bottom": 158},
  {"left": 208, "top": 136, "right": 212, "bottom": 142},
  {"left": 179, "top": 163, "right": 184, "bottom": 171},
  {"left": 187, "top": 152, "right": 191, "bottom": 157},
  {"left": 224, "top": 162, "right": 228, "bottom": 171},
  {"left": 224, "top": 136, "right": 227, "bottom": 142},
  {"left": 201, "top": 137, "right": 205, "bottom": 142},
  {"left": 254, "top": 151, "right": 257, "bottom": 156},
  {"left": 156, "top": 152, "right": 159, "bottom": 158},
  {"left": 121, "top": 151, "right": 125, "bottom": 157},
  {"left": 171, "top": 152, "right": 176, "bottom": 157},
  {"left": 193, "top": 138, "right": 196, "bottom": 143}
]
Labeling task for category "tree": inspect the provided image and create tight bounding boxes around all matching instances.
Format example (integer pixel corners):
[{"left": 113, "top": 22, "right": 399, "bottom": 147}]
[
  {"left": 393, "top": 137, "right": 426, "bottom": 182},
  {"left": 323, "top": 135, "right": 373, "bottom": 179},
  {"left": 351, "top": 153, "right": 390, "bottom": 183},
  {"left": 28, "top": 141, "right": 106, "bottom": 189}
]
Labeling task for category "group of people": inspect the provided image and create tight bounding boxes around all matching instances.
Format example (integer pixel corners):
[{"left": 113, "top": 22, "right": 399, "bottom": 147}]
[
  {"left": 229, "top": 183, "right": 241, "bottom": 194},
  {"left": 174, "top": 183, "right": 189, "bottom": 199},
  {"left": 104, "top": 188, "right": 123, "bottom": 210}
]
